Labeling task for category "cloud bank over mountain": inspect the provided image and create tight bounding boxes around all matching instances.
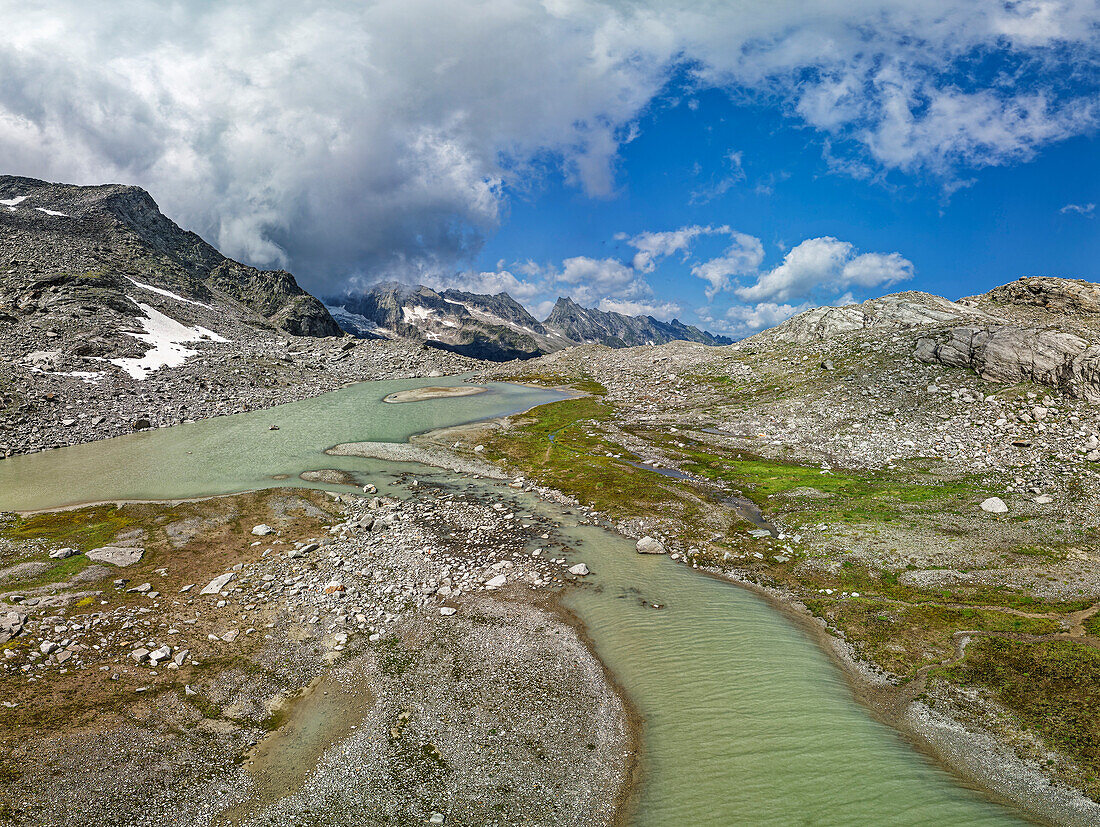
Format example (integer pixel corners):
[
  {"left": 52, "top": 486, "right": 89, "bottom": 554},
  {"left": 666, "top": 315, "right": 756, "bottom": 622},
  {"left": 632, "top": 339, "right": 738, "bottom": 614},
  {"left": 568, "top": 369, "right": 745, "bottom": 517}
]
[{"left": 1, "top": 0, "right": 1095, "bottom": 324}]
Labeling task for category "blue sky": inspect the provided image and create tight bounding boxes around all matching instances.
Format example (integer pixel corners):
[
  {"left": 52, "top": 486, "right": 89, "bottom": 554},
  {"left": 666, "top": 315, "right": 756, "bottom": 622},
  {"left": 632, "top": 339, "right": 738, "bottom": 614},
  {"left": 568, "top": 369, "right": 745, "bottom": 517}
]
[
  {"left": 472, "top": 83, "right": 1100, "bottom": 335},
  {"left": 1, "top": 1, "right": 1098, "bottom": 337}
]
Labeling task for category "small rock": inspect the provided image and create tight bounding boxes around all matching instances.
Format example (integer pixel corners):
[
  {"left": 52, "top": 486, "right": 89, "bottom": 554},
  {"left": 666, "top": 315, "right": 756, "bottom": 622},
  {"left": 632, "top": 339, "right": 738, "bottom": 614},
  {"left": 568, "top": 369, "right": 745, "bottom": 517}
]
[
  {"left": 568, "top": 563, "right": 590, "bottom": 576},
  {"left": 439, "top": 607, "right": 457, "bottom": 616},
  {"left": 251, "top": 524, "right": 274, "bottom": 536},
  {"left": 980, "top": 497, "right": 1009, "bottom": 514},
  {"left": 200, "top": 573, "right": 235, "bottom": 595}
]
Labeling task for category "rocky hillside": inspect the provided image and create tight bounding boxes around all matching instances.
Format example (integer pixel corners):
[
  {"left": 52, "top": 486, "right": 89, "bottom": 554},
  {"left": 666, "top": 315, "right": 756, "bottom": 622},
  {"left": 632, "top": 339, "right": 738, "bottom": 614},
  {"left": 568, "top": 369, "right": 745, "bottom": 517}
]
[
  {"left": 329, "top": 283, "right": 731, "bottom": 359},
  {"left": 764, "top": 278, "right": 1100, "bottom": 402},
  {"left": 543, "top": 296, "right": 732, "bottom": 347},
  {"left": 474, "top": 274, "right": 1100, "bottom": 819},
  {"left": 0, "top": 175, "right": 341, "bottom": 347}
]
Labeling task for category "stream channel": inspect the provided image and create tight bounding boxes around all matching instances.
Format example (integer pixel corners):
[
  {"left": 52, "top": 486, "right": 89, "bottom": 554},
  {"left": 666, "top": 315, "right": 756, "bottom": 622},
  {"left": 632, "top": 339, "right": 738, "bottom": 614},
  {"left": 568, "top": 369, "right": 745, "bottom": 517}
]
[{"left": 0, "top": 376, "right": 1030, "bottom": 825}]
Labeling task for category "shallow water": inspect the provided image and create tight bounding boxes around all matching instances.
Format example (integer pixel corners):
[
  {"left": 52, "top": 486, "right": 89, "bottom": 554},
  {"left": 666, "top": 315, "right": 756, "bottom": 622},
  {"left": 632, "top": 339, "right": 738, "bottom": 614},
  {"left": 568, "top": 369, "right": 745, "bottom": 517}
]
[
  {"left": 0, "top": 375, "right": 563, "bottom": 511},
  {"left": 544, "top": 518, "right": 1028, "bottom": 826},
  {"left": 4, "top": 378, "right": 1030, "bottom": 825}
]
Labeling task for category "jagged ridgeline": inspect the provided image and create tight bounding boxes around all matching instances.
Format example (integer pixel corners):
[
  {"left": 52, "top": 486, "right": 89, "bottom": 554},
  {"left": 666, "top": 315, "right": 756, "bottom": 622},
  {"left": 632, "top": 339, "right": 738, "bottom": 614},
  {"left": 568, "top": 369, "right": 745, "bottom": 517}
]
[{"left": 326, "top": 285, "right": 732, "bottom": 361}]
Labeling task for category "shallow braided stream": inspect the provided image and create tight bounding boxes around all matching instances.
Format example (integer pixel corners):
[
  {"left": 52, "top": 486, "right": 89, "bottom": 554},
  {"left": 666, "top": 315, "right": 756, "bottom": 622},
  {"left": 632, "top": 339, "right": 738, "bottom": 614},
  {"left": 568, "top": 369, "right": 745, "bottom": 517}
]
[{"left": 0, "top": 378, "right": 1029, "bottom": 825}]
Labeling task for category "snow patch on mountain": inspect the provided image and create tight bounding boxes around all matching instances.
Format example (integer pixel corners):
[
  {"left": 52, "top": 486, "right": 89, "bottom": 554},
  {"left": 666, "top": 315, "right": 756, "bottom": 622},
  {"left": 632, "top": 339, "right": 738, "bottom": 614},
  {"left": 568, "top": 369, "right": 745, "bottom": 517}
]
[
  {"left": 110, "top": 302, "right": 228, "bottom": 380},
  {"left": 126, "top": 276, "right": 213, "bottom": 309}
]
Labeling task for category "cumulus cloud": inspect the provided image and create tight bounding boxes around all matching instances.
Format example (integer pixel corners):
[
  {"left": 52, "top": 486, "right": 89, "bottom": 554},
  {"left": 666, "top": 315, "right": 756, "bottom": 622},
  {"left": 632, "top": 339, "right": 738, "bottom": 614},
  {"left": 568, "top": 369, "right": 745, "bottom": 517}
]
[
  {"left": 721, "top": 301, "right": 813, "bottom": 337},
  {"left": 494, "top": 254, "right": 658, "bottom": 312},
  {"left": 424, "top": 269, "right": 545, "bottom": 301},
  {"left": 598, "top": 298, "right": 682, "bottom": 321},
  {"left": 0, "top": 0, "right": 1095, "bottom": 293},
  {"left": 690, "top": 232, "right": 766, "bottom": 298},
  {"left": 734, "top": 237, "right": 914, "bottom": 303},
  {"left": 1061, "top": 202, "right": 1096, "bottom": 216},
  {"left": 618, "top": 224, "right": 729, "bottom": 273}
]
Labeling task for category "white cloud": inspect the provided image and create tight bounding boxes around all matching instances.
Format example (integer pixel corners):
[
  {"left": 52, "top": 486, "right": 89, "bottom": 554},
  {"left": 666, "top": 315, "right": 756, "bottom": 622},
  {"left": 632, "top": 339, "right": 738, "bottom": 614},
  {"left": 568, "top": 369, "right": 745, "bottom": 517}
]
[
  {"left": 619, "top": 224, "right": 729, "bottom": 272},
  {"left": 0, "top": 0, "right": 1095, "bottom": 291},
  {"left": 429, "top": 269, "right": 545, "bottom": 301},
  {"left": 720, "top": 301, "right": 813, "bottom": 337},
  {"left": 1061, "top": 202, "right": 1096, "bottom": 217},
  {"left": 500, "top": 254, "right": 654, "bottom": 308},
  {"left": 690, "top": 232, "right": 766, "bottom": 297},
  {"left": 559, "top": 256, "right": 637, "bottom": 292},
  {"left": 841, "top": 251, "right": 915, "bottom": 288},
  {"left": 598, "top": 298, "right": 682, "bottom": 320},
  {"left": 734, "top": 237, "right": 913, "bottom": 303}
]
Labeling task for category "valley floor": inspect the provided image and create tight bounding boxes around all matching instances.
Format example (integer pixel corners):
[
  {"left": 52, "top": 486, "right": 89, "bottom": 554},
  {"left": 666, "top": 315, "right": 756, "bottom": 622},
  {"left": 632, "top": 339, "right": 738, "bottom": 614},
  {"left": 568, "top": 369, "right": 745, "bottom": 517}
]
[
  {"left": 463, "top": 335, "right": 1100, "bottom": 825},
  {"left": 5, "top": 325, "right": 1100, "bottom": 824}
]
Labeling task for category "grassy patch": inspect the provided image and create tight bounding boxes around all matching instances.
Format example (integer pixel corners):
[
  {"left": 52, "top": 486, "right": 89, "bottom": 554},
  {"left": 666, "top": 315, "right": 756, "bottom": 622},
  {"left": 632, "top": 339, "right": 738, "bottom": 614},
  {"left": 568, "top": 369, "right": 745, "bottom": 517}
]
[
  {"left": 807, "top": 597, "right": 1059, "bottom": 677},
  {"left": 486, "top": 398, "right": 684, "bottom": 519},
  {"left": 942, "top": 637, "right": 1100, "bottom": 794},
  {"left": 795, "top": 563, "right": 1090, "bottom": 615},
  {"left": 1, "top": 506, "right": 134, "bottom": 552},
  {"left": 630, "top": 429, "right": 987, "bottom": 526}
]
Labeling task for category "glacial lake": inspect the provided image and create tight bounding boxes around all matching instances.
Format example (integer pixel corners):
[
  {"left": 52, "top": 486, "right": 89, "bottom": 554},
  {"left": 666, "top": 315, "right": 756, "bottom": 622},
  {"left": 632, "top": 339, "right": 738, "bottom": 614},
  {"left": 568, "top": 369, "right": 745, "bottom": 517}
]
[{"left": 1, "top": 377, "right": 1030, "bottom": 825}]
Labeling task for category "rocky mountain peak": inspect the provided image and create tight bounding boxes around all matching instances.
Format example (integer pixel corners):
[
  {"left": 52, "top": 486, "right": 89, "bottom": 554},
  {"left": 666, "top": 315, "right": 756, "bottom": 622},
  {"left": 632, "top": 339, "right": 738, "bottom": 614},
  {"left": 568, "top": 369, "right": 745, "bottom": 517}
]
[{"left": 0, "top": 174, "right": 340, "bottom": 343}]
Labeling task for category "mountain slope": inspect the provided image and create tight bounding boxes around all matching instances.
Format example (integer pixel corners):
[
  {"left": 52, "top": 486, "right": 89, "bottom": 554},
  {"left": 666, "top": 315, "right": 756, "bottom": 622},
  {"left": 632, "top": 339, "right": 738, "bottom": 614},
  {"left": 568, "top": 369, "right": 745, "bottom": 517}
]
[
  {"left": 328, "top": 283, "right": 557, "bottom": 360},
  {"left": 0, "top": 175, "right": 341, "bottom": 349},
  {"left": 757, "top": 277, "right": 1100, "bottom": 402}
]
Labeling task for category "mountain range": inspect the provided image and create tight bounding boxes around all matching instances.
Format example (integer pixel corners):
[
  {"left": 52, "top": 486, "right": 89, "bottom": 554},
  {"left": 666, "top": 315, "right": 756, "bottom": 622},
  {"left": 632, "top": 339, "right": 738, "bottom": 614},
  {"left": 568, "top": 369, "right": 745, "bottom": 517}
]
[
  {"left": 0, "top": 173, "right": 731, "bottom": 366},
  {"left": 327, "top": 284, "right": 731, "bottom": 361}
]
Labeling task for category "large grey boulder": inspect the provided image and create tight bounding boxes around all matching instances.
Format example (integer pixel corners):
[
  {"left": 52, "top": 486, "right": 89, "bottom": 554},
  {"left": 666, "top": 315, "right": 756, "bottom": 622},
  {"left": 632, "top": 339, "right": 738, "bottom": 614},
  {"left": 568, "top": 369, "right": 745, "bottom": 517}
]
[
  {"left": 636, "top": 536, "right": 667, "bottom": 554},
  {"left": 86, "top": 546, "right": 144, "bottom": 567},
  {"left": 0, "top": 611, "right": 27, "bottom": 644},
  {"left": 200, "top": 572, "right": 235, "bottom": 595}
]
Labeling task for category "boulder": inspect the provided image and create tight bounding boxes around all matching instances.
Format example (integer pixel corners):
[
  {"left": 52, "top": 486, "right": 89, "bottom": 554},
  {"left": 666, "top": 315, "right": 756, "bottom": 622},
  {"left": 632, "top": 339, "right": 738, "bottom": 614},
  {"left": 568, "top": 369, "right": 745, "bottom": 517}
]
[
  {"left": 568, "top": 563, "right": 590, "bottom": 576},
  {"left": 980, "top": 497, "right": 1009, "bottom": 514},
  {"left": 86, "top": 546, "right": 144, "bottom": 567},
  {"left": 0, "top": 611, "right": 26, "bottom": 644},
  {"left": 915, "top": 325, "right": 1100, "bottom": 401},
  {"left": 636, "top": 536, "right": 667, "bottom": 554},
  {"left": 251, "top": 524, "right": 274, "bottom": 536},
  {"left": 199, "top": 572, "right": 235, "bottom": 595}
]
